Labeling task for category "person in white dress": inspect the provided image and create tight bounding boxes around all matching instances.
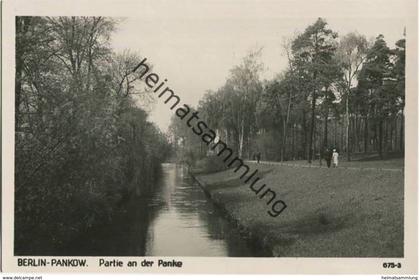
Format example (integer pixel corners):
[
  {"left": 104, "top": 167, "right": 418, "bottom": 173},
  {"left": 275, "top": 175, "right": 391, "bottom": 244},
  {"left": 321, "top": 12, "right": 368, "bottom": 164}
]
[{"left": 332, "top": 149, "right": 339, "bottom": 168}]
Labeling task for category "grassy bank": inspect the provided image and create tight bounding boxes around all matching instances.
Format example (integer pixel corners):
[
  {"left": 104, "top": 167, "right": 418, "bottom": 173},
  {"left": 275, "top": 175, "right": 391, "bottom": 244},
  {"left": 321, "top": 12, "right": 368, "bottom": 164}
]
[{"left": 194, "top": 159, "right": 403, "bottom": 257}]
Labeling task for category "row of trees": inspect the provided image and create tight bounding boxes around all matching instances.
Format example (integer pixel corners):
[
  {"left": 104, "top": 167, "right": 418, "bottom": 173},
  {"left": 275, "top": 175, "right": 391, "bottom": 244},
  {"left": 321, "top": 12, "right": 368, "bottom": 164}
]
[
  {"left": 170, "top": 18, "right": 405, "bottom": 164},
  {"left": 15, "top": 16, "right": 171, "bottom": 254}
]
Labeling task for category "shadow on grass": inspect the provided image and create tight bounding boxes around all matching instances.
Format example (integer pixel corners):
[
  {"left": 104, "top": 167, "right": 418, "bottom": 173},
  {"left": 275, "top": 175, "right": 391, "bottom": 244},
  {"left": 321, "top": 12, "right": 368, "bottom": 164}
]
[
  {"left": 286, "top": 211, "right": 351, "bottom": 236},
  {"left": 251, "top": 210, "right": 354, "bottom": 251}
]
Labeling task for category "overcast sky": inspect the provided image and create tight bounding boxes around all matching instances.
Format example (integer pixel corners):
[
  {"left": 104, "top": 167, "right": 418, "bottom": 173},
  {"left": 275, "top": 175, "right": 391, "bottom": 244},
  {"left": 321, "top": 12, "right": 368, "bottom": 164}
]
[{"left": 110, "top": 0, "right": 407, "bottom": 131}]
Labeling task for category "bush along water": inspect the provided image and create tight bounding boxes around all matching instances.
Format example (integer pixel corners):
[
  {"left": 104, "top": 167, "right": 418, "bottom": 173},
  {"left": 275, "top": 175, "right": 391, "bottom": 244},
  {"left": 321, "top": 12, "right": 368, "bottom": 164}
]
[{"left": 14, "top": 17, "right": 171, "bottom": 255}]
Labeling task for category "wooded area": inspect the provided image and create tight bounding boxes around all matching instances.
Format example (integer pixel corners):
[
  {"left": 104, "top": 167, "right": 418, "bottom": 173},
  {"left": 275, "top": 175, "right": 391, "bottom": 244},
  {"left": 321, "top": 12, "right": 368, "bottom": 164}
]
[
  {"left": 15, "top": 16, "right": 171, "bottom": 254},
  {"left": 169, "top": 18, "right": 405, "bottom": 165},
  {"left": 14, "top": 16, "right": 405, "bottom": 254}
]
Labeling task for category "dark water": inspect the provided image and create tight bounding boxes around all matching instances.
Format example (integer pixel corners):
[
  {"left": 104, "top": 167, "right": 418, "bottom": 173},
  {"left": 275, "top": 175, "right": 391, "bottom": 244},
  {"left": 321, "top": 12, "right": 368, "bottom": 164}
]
[
  {"left": 144, "top": 163, "right": 257, "bottom": 256},
  {"left": 65, "top": 163, "right": 265, "bottom": 256}
]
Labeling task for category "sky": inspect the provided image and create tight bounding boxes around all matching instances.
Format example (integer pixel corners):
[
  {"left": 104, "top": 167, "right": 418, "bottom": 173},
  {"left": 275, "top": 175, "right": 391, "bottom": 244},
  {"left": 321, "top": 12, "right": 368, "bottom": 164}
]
[{"left": 110, "top": 0, "right": 407, "bottom": 132}]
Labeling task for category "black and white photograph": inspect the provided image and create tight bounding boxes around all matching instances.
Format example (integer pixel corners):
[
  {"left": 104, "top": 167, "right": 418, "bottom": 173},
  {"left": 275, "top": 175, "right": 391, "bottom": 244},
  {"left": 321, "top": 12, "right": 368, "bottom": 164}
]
[{"left": 2, "top": 0, "right": 418, "bottom": 275}]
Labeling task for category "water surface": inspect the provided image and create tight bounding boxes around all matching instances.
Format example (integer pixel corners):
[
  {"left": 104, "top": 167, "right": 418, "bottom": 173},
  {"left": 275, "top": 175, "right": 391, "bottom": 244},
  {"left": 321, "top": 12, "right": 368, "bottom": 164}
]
[
  {"left": 144, "top": 163, "right": 257, "bottom": 256},
  {"left": 65, "top": 163, "right": 266, "bottom": 256}
]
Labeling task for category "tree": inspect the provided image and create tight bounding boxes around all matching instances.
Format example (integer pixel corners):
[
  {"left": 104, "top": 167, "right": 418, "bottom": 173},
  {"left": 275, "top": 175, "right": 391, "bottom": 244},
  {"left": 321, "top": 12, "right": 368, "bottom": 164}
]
[
  {"left": 168, "top": 105, "right": 203, "bottom": 165},
  {"left": 391, "top": 36, "right": 406, "bottom": 152},
  {"left": 357, "top": 34, "right": 392, "bottom": 159},
  {"left": 336, "top": 32, "right": 369, "bottom": 161},
  {"left": 15, "top": 16, "right": 170, "bottom": 254},
  {"left": 222, "top": 48, "right": 264, "bottom": 157},
  {"left": 291, "top": 18, "right": 338, "bottom": 163}
]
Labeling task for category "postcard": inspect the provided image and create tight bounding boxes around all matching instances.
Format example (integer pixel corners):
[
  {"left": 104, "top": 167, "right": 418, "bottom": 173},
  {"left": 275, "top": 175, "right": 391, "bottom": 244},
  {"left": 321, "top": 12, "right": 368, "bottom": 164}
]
[{"left": 1, "top": 0, "right": 418, "bottom": 274}]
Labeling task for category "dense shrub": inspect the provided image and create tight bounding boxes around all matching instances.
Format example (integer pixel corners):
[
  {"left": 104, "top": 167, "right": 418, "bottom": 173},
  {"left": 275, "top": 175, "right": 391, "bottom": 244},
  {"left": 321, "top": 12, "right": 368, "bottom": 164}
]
[{"left": 14, "top": 16, "right": 171, "bottom": 255}]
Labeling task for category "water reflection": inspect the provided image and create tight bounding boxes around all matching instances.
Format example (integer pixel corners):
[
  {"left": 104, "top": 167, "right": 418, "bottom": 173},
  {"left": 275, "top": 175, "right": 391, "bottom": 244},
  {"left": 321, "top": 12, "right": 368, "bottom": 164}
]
[
  {"left": 64, "top": 163, "right": 265, "bottom": 256},
  {"left": 145, "top": 163, "right": 256, "bottom": 257}
]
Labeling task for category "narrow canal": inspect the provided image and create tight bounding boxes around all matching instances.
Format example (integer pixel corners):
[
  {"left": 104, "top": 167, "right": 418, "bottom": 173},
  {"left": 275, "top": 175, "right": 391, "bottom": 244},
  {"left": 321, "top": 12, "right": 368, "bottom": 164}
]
[
  {"left": 144, "top": 163, "right": 256, "bottom": 256},
  {"left": 65, "top": 163, "right": 267, "bottom": 257}
]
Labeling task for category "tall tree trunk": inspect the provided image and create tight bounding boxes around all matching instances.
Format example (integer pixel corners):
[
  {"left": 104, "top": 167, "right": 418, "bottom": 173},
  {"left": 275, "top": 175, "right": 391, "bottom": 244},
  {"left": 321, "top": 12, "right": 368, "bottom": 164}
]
[
  {"left": 292, "top": 124, "right": 296, "bottom": 160},
  {"left": 346, "top": 93, "right": 350, "bottom": 161},
  {"left": 341, "top": 116, "right": 344, "bottom": 152},
  {"left": 281, "top": 119, "right": 285, "bottom": 162},
  {"left": 238, "top": 119, "right": 244, "bottom": 158},
  {"left": 302, "top": 109, "right": 307, "bottom": 160},
  {"left": 354, "top": 114, "right": 359, "bottom": 153},
  {"left": 385, "top": 118, "right": 389, "bottom": 156},
  {"left": 378, "top": 119, "right": 383, "bottom": 159},
  {"left": 319, "top": 124, "right": 322, "bottom": 165},
  {"left": 334, "top": 118, "right": 337, "bottom": 147},
  {"left": 308, "top": 93, "right": 316, "bottom": 163},
  {"left": 393, "top": 117, "right": 397, "bottom": 151},
  {"left": 400, "top": 109, "right": 404, "bottom": 153},
  {"left": 324, "top": 112, "right": 328, "bottom": 148},
  {"left": 395, "top": 116, "right": 399, "bottom": 152},
  {"left": 245, "top": 134, "right": 251, "bottom": 159},
  {"left": 281, "top": 92, "right": 292, "bottom": 162},
  {"left": 364, "top": 116, "right": 369, "bottom": 153}
]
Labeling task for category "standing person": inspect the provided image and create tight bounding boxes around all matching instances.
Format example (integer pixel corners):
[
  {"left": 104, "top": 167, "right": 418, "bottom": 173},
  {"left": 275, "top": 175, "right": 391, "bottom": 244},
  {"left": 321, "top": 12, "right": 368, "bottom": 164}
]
[
  {"left": 332, "top": 149, "right": 339, "bottom": 168},
  {"left": 324, "top": 147, "right": 332, "bottom": 168},
  {"left": 256, "top": 152, "right": 261, "bottom": 164}
]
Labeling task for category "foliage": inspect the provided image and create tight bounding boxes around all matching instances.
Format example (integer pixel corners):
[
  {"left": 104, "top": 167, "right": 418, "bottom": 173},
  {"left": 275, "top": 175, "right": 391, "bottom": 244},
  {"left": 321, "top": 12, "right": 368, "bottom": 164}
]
[
  {"left": 15, "top": 16, "right": 170, "bottom": 254},
  {"left": 179, "top": 18, "right": 405, "bottom": 164}
]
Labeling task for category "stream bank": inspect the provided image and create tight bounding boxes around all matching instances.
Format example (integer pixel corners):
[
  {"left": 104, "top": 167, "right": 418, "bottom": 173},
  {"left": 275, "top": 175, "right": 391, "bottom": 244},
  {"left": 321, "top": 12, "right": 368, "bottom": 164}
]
[{"left": 192, "top": 161, "right": 403, "bottom": 257}]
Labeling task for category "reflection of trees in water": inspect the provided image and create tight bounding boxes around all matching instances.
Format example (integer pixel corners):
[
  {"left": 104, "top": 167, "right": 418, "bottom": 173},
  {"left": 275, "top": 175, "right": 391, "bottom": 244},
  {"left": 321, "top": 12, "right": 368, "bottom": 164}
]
[
  {"left": 195, "top": 198, "right": 271, "bottom": 257},
  {"left": 171, "top": 168, "right": 270, "bottom": 257},
  {"left": 61, "top": 166, "right": 166, "bottom": 256},
  {"left": 199, "top": 205, "right": 272, "bottom": 257},
  {"left": 62, "top": 164, "right": 269, "bottom": 257}
]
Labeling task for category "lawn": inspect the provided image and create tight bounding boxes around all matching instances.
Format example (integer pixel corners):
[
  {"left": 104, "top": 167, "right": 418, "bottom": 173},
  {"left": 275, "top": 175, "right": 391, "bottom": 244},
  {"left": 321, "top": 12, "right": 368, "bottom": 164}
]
[
  {"left": 251, "top": 158, "right": 404, "bottom": 169},
  {"left": 196, "top": 159, "right": 404, "bottom": 257}
]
